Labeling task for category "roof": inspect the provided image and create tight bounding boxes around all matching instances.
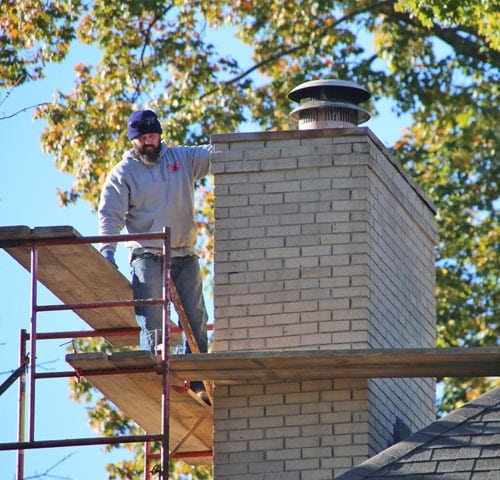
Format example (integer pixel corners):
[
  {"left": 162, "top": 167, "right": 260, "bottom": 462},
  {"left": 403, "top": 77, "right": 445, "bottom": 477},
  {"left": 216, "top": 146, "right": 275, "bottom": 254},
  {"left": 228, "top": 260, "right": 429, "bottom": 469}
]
[{"left": 336, "top": 386, "right": 500, "bottom": 479}]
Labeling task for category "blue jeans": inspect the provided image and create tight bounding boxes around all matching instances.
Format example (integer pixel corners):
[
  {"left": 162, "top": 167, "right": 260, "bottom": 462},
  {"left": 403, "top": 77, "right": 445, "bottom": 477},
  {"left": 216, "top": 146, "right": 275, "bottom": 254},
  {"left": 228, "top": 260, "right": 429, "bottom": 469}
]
[{"left": 131, "top": 254, "right": 208, "bottom": 356}]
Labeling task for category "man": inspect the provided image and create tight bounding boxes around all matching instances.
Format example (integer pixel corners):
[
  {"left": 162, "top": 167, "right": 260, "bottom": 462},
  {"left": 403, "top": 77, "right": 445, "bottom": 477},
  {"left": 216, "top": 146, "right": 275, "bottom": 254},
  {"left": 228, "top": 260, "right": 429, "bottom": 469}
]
[{"left": 98, "top": 109, "right": 212, "bottom": 397}]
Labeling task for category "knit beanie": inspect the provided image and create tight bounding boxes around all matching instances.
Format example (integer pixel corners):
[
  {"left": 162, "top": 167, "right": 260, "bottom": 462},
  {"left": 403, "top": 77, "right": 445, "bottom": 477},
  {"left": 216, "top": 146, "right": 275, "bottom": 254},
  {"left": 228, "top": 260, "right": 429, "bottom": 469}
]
[{"left": 127, "top": 110, "right": 163, "bottom": 140}]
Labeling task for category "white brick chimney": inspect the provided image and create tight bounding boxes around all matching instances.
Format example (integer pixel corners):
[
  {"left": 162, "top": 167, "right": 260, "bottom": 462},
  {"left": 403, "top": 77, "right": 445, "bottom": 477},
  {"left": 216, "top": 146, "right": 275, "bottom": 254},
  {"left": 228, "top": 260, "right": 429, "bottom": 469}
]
[{"left": 210, "top": 81, "right": 437, "bottom": 478}]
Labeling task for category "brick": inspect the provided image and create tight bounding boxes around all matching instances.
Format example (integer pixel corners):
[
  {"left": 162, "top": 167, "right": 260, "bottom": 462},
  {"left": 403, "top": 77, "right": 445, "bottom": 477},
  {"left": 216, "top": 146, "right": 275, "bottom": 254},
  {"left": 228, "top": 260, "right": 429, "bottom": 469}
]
[
  {"left": 334, "top": 445, "right": 369, "bottom": 457},
  {"left": 283, "top": 322, "right": 318, "bottom": 337},
  {"left": 231, "top": 226, "right": 265, "bottom": 239},
  {"left": 332, "top": 143, "right": 354, "bottom": 155},
  {"left": 214, "top": 305, "right": 248, "bottom": 318},
  {"left": 300, "top": 201, "right": 333, "bottom": 214},
  {"left": 297, "top": 154, "right": 335, "bottom": 168},
  {"left": 225, "top": 159, "right": 262, "bottom": 173},
  {"left": 214, "top": 461, "right": 248, "bottom": 475},
  {"left": 301, "top": 245, "right": 332, "bottom": 257},
  {"left": 250, "top": 437, "right": 285, "bottom": 452},
  {"left": 252, "top": 325, "right": 284, "bottom": 339},
  {"left": 248, "top": 258, "right": 283, "bottom": 272},
  {"left": 265, "top": 202, "right": 300, "bottom": 215},
  {"left": 229, "top": 451, "right": 265, "bottom": 464},
  {"left": 215, "top": 439, "right": 249, "bottom": 454},
  {"left": 301, "top": 177, "right": 332, "bottom": 191},
  {"left": 227, "top": 270, "right": 264, "bottom": 284},
  {"left": 229, "top": 249, "right": 264, "bottom": 261},
  {"left": 266, "top": 335, "right": 302, "bottom": 349},
  {"left": 284, "top": 413, "right": 319, "bottom": 427},
  {"left": 248, "top": 169, "right": 286, "bottom": 183},
  {"left": 249, "top": 214, "right": 282, "bottom": 227},
  {"left": 334, "top": 422, "right": 369, "bottom": 435},
  {"left": 247, "top": 281, "right": 287, "bottom": 295},
  {"left": 259, "top": 313, "right": 299, "bottom": 327},
  {"left": 266, "top": 246, "right": 301, "bottom": 258},
  {"left": 229, "top": 293, "right": 265, "bottom": 306},
  {"left": 216, "top": 194, "right": 249, "bottom": 207},
  {"left": 249, "top": 192, "right": 284, "bottom": 205},
  {"left": 249, "top": 460, "right": 287, "bottom": 474},
  {"left": 321, "top": 455, "right": 354, "bottom": 469},
  {"left": 285, "top": 256, "right": 320, "bottom": 269},
  {"left": 299, "top": 334, "right": 336, "bottom": 347},
  {"left": 286, "top": 234, "right": 322, "bottom": 247},
  {"left": 267, "top": 448, "right": 301, "bottom": 461},
  {"left": 261, "top": 156, "right": 298, "bottom": 171},
  {"left": 248, "top": 303, "right": 283, "bottom": 316},
  {"left": 283, "top": 300, "right": 319, "bottom": 313},
  {"left": 228, "top": 383, "right": 265, "bottom": 396},
  {"left": 227, "top": 428, "right": 265, "bottom": 442},
  {"left": 284, "top": 458, "right": 320, "bottom": 471},
  {"left": 229, "top": 205, "right": 264, "bottom": 218}
]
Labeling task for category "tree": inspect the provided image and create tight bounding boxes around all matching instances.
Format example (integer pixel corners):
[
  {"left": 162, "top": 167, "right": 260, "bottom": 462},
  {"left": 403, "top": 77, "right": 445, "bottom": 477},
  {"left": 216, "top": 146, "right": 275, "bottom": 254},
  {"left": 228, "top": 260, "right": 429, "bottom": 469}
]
[{"left": 1, "top": 0, "right": 498, "bottom": 477}]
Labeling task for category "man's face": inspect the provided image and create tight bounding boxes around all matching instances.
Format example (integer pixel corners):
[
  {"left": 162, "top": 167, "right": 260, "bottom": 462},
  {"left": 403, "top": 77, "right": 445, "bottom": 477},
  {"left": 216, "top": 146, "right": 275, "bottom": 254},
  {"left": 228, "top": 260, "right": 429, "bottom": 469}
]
[{"left": 132, "top": 133, "right": 161, "bottom": 164}]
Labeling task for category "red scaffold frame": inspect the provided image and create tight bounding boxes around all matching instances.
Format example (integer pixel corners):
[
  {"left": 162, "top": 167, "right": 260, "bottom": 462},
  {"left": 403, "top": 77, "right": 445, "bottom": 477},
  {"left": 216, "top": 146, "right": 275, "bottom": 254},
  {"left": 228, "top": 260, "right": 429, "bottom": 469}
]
[{"left": 0, "top": 228, "right": 210, "bottom": 480}]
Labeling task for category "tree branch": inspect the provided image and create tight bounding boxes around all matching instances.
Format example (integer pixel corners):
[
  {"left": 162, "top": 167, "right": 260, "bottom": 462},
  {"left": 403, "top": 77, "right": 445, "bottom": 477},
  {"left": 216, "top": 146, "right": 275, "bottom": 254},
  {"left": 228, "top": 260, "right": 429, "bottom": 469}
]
[
  {"left": 24, "top": 452, "right": 76, "bottom": 479},
  {"left": 389, "top": 8, "right": 500, "bottom": 66},
  {"left": 0, "top": 103, "right": 50, "bottom": 121},
  {"left": 131, "top": 4, "right": 175, "bottom": 103},
  {"left": 199, "top": 0, "right": 394, "bottom": 99}
]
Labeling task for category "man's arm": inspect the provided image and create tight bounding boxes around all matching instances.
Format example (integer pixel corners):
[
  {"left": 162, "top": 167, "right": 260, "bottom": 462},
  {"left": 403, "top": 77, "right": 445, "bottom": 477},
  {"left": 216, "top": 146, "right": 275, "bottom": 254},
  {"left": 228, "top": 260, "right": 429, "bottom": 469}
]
[
  {"left": 98, "top": 168, "right": 129, "bottom": 260},
  {"left": 191, "top": 144, "right": 214, "bottom": 181}
]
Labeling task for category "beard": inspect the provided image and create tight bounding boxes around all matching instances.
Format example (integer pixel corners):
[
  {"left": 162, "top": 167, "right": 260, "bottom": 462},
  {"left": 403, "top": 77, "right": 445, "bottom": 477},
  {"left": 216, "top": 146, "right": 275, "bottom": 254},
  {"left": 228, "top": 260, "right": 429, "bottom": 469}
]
[{"left": 133, "top": 143, "right": 161, "bottom": 165}]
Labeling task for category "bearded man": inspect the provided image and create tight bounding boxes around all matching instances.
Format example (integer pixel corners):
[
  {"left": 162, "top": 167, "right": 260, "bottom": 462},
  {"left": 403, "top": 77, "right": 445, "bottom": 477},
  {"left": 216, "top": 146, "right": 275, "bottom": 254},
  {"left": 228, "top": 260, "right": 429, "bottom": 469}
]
[{"left": 98, "top": 110, "right": 213, "bottom": 399}]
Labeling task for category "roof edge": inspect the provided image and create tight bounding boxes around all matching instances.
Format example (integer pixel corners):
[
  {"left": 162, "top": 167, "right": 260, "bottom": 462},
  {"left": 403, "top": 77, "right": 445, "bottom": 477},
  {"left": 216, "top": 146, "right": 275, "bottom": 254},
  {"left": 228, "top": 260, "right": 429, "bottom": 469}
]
[{"left": 335, "top": 386, "right": 500, "bottom": 479}]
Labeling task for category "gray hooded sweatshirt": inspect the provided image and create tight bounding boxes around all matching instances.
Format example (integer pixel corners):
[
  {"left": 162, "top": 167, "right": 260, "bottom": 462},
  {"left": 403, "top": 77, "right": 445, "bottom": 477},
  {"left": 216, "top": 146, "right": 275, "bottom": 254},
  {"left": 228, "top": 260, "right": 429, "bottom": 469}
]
[{"left": 98, "top": 141, "right": 213, "bottom": 258}]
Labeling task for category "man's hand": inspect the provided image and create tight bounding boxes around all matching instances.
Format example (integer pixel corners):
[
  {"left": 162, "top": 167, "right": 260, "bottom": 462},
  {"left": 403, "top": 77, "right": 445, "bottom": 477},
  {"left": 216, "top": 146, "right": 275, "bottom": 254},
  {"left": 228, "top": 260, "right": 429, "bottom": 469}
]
[{"left": 102, "top": 250, "right": 117, "bottom": 268}]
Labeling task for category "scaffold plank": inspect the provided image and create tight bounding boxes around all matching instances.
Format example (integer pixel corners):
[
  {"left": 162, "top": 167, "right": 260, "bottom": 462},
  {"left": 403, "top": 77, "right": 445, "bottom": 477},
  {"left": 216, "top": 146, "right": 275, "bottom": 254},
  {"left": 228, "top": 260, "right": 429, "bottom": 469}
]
[
  {"left": 66, "top": 351, "right": 213, "bottom": 465},
  {"left": 0, "top": 225, "right": 179, "bottom": 347},
  {"left": 0, "top": 225, "right": 137, "bottom": 346},
  {"left": 65, "top": 347, "right": 499, "bottom": 463},
  {"left": 169, "top": 347, "right": 500, "bottom": 381}
]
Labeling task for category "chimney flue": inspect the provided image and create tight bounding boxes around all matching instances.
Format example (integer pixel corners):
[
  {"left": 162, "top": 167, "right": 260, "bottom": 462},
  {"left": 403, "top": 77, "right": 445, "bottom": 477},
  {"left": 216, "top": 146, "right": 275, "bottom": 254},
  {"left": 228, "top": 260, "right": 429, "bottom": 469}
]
[{"left": 288, "top": 79, "right": 371, "bottom": 130}]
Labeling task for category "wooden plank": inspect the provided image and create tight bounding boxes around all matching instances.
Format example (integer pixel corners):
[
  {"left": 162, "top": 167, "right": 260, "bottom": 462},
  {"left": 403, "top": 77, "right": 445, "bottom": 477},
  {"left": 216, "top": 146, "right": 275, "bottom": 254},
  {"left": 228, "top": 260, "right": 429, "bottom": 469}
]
[
  {"left": 0, "top": 226, "right": 137, "bottom": 346},
  {"left": 171, "top": 283, "right": 214, "bottom": 403},
  {"left": 65, "top": 347, "right": 499, "bottom": 463},
  {"left": 66, "top": 351, "right": 213, "bottom": 465},
  {"left": 0, "top": 226, "right": 181, "bottom": 347},
  {"left": 168, "top": 347, "right": 500, "bottom": 382}
]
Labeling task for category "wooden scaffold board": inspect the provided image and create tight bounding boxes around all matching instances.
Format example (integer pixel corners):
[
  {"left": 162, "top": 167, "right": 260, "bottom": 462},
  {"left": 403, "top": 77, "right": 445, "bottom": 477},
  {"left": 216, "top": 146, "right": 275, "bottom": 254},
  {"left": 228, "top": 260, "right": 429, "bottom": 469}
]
[
  {"left": 0, "top": 225, "right": 178, "bottom": 346},
  {"left": 0, "top": 225, "right": 139, "bottom": 346},
  {"left": 66, "top": 351, "right": 213, "bottom": 464},
  {"left": 169, "top": 347, "right": 500, "bottom": 382}
]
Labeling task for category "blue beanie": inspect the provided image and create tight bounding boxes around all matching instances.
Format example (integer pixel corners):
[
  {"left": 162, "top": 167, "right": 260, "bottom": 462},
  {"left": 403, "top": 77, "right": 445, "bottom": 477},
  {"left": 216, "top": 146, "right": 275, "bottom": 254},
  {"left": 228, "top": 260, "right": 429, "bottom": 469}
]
[{"left": 127, "top": 110, "right": 163, "bottom": 140}]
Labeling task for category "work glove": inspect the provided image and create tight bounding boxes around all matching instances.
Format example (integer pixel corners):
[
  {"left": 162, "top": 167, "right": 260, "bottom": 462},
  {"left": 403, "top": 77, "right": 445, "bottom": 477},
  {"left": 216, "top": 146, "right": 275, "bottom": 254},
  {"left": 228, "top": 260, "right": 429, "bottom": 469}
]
[{"left": 102, "top": 250, "right": 117, "bottom": 268}]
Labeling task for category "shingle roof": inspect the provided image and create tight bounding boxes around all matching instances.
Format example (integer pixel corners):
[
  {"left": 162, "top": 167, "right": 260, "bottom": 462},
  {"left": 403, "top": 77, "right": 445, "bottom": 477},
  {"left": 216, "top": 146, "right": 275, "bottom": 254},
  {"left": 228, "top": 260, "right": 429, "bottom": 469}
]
[{"left": 336, "top": 386, "right": 500, "bottom": 480}]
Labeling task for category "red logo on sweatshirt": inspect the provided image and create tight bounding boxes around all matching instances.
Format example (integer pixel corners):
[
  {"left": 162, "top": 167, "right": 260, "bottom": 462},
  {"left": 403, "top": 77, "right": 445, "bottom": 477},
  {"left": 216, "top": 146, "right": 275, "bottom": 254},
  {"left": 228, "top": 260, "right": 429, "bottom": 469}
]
[{"left": 168, "top": 162, "right": 180, "bottom": 172}]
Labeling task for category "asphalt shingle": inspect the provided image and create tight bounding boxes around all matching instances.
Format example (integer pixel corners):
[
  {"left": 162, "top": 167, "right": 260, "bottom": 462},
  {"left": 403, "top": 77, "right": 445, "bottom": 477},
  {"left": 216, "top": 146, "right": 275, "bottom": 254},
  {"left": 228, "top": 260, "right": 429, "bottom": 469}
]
[{"left": 336, "top": 387, "right": 500, "bottom": 479}]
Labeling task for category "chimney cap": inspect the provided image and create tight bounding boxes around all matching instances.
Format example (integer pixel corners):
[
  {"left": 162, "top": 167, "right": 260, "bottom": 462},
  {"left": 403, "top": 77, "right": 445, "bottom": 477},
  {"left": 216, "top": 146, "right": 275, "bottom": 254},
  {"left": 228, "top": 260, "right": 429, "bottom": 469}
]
[
  {"left": 288, "top": 79, "right": 370, "bottom": 105},
  {"left": 289, "top": 99, "right": 370, "bottom": 125}
]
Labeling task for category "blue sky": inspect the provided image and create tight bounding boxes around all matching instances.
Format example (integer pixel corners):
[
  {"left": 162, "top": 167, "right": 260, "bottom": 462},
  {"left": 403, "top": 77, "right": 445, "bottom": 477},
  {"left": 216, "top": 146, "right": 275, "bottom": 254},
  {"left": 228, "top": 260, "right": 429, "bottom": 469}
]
[
  {"left": 0, "top": 36, "right": 410, "bottom": 479},
  {"left": 0, "top": 47, "right": 135, "bottom": 478}
]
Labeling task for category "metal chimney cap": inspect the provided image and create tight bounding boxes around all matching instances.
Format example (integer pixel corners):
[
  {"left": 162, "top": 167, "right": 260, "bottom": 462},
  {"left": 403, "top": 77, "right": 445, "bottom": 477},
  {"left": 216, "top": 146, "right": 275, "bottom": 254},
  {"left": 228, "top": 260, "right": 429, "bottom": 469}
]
[
  {"left": 288, "top": 79, "right": 370, "bottom": 105},
  {"left": 289, "top": 100, "right": 371, "bottom": 125}
]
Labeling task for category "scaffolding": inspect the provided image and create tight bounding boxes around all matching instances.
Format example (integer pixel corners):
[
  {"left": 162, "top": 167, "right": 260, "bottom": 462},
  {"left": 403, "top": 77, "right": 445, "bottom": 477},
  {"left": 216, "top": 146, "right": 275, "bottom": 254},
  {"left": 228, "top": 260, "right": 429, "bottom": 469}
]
[
  {"left": 0, "top": 226, "right": 213, "bottom": 480},
  {"left": 2, "top": 226, "right": 499, "bottom": 480}
]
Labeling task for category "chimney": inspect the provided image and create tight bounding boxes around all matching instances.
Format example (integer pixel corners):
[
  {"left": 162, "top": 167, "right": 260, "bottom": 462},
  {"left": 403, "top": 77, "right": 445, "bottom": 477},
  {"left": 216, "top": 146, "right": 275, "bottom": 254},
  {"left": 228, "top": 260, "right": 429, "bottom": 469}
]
[
  {"left": 289, "top": 79, "right": 370, "bottom": 130},
  {"left": 210, "top": 81, "right": 436, "bottom": 479}
]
